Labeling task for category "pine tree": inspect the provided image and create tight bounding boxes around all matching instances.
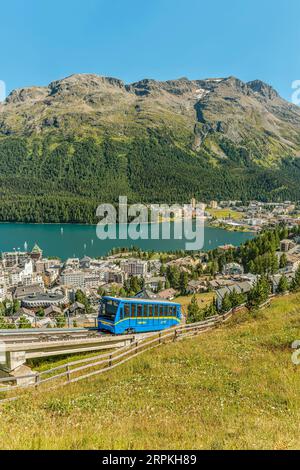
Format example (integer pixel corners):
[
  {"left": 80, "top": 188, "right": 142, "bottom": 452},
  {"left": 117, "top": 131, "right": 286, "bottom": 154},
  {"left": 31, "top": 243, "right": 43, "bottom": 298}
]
[
  {"left": 279, "top": 253, "right": 288, "bottom": 269},
  {"left": 277, "top": 275, "right": 289, "bottom": 294},
  {"left": 291, "top": 266, "right": 300, "bottom": 292},
  {"left": 247, "top": 276, "right": 270, "bottom": 310},
  {"left": 179, "top": 271, "right": 189, "bottom": 295},
  {"left": 204, "top": 301, "right": 217, "bottom": 318},
  {"left": 187, "top": 295, "right": 201, "bottom": 324},
  {"left": 229, "top": 288, "right": 240, "bottom": 308},
  {"left": 221, "top": 293, "right": 232, "bottom": 313},
  {"left": 157, "top": 281, "right": 163, "bottom": 293}
]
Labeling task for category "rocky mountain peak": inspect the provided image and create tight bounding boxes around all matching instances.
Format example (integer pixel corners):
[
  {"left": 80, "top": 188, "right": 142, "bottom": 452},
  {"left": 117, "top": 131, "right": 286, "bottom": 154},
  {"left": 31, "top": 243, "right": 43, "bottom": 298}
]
[
  {"left": 48, "top": 73, "right": 125, "bottom": 96},
  {"left": 128, "top": 79, "right": 161, "bottom": 96},
  {"left": 1, "top": 73, "right": 299, "bottom": 155},
  {"left": 247, "top": 79, "right": 279, "bottom": 100},
  {"left": 5, "top": 86, "right": 48, "bottom": 104}
]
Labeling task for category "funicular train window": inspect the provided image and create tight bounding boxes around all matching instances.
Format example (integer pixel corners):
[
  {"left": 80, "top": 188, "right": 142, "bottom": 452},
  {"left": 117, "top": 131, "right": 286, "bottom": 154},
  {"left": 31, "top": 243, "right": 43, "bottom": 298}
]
[
  {"left": 137, "top": 304, "right": 143, "bottom": 317},
  {"left": 100, "top": 302, "right": 106, "bottom": 316},
  {"left": 131, "top": 304, "right": 136, "bottom": 317},
  {"left": 103, "top": 300, "right": 119, "bottom": 320},
  {"left": 148, "top": 305, "right": 153, "bottom": 317},
  {"left": 143, "top": 304, "right": 148, "bottom": 317},
  {"left": 119, "top": 303, "right": 124, "bottom": 318},
  {"left": 159, "top": 305, "right": 164, "bottom": 316},
  {"left": 154, "top": 304, "right": 159, "bottom": 317},
  {"left": 124, "top": 304, "right": 130, "bottom": 318}
]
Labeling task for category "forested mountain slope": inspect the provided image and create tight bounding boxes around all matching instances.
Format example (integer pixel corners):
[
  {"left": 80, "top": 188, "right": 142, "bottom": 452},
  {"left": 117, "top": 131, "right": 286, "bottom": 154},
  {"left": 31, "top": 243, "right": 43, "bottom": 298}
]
[{"left": 0, "top": 74, "right": 300, "bottom": 222}]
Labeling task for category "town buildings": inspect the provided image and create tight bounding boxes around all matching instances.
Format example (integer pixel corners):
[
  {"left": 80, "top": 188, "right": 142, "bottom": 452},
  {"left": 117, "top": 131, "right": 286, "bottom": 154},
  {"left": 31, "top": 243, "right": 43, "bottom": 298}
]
[
  {"left": 1, "top": 203, "right": 300, "bottom": 327},
  {"left": 120, "top": 259, "right": 148, "bottom": 277}
]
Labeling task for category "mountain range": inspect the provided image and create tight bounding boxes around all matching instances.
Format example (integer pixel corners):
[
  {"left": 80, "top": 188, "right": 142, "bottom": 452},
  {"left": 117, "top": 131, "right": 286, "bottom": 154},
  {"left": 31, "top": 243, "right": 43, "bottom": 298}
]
[{"left": 0, "top": 73, "right": 300, "bottom": 223}]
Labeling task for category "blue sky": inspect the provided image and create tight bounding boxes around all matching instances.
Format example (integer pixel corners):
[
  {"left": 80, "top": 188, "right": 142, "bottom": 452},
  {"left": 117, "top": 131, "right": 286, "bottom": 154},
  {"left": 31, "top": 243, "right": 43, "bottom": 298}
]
[{"left": 1, "top": 0, "right": 299, "bottom": 100}]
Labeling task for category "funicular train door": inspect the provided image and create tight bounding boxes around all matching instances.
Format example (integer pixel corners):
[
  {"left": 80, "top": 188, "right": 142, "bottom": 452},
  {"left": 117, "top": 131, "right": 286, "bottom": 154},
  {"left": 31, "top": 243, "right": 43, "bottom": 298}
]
[{"left": 119, "top": 302, "right": 124, "bottom": 326}]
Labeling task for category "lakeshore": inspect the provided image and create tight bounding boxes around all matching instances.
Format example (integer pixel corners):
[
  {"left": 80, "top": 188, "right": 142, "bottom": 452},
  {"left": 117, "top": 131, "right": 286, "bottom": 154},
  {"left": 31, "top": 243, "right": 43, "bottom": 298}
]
[{"left": 0, "top": 222, "right": 255, "bottom": 259}]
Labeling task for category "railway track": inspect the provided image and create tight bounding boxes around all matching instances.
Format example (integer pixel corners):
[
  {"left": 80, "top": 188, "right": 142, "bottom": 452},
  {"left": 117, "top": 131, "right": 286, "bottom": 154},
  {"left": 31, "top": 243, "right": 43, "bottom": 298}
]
[
  {"left": 0, "top": 328, "right": 154, "bottom": 376},
  {"left": 0, "top": 328, "right": 103, "bottom": 345},
  {"left": 0, "top": 315, "right": 227, "bottom": 400}
]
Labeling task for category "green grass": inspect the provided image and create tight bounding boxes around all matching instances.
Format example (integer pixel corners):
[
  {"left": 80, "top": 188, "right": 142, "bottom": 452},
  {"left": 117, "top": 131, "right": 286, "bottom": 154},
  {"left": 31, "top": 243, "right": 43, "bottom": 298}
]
[
  {"left": 176, "top": 292, "right": 215, "bottom": 315},
  {"left": 207, "top": 208, "right": 243, "bottom": 220},
  {"left": 27, "top": 350, "right": 113, "bottom": 373},
  {"left": 1, "top": 294, "right": 300, "bottom": 449}
]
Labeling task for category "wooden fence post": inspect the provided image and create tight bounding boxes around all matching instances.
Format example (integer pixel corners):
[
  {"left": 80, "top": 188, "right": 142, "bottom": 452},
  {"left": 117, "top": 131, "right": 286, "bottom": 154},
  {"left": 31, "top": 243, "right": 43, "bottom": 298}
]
[
  {"left": 109, "top": 354, "right": 112, "bottom": 367},
  {"left": 35, "top": 374, "right": 40, "bottom": 389},
  {"left": 66, "top": 364, "right": 71, "bottom": 382}
]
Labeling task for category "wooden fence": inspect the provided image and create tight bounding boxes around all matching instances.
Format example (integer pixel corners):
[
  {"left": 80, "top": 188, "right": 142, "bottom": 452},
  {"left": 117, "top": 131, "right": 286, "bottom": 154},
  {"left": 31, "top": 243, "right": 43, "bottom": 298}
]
[{"left": 0, "top": 309, "right": 239, "bottom": 402}]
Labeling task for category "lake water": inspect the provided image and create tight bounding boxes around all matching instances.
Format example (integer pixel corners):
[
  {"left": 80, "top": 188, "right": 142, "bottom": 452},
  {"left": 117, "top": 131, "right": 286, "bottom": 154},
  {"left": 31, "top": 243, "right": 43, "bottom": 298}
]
[{"left": 0, "top": 222, "right": 255, "bottom": 259}]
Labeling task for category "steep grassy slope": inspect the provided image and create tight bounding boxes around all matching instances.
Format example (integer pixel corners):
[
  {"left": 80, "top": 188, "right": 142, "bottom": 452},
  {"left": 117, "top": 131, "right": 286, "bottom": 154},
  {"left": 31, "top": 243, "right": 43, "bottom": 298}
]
[{"left": 1, "top": 294, "right": 300, "bottom": 450}]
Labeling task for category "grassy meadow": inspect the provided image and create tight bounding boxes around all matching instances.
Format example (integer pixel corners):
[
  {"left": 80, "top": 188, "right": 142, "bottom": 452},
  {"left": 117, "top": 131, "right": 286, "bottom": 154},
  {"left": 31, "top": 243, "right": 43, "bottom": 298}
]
[
  {"left": 207, "top": 208, "right": 243, "bottom": 220},
  {"left": 1, "top": 294, "right": 300, "bottom": 449},
  {"left": 176, "top": 292, "right": 215, "bottom": 316}
]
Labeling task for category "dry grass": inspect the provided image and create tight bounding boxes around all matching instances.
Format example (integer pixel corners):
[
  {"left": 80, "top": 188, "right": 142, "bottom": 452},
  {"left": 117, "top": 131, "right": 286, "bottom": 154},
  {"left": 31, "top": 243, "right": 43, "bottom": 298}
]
[{"left": 1, "top": 294, "right": 300, "bottom": 450}]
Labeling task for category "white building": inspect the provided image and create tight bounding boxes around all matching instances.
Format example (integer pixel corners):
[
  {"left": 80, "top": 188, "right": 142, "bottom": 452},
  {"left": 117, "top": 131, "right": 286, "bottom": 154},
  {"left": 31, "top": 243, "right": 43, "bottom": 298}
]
[
  {"left": 65, "top": 258, "right": 80, "bottom": 269},
  {"left": 101, "top": 269, "right": 125, "bottom": 284},
  {"left": 6, "top": 260, "right": 43, "bottom": 288},
  {"left": 0, "top": 284, "right": 7, "bottom": 302},
  {"left": 222, "top": 262, "right": 244, "bottom": 276},
  {"left": 2, "top": 251, "right": 29, "bottom": 268},
  {"left": 120, "top": 259, "right": 148, "bottom": 277},
  {"left": 60, "top": 270, "right": 85, "bottom": 288},
  {"left": 83, "top": 273, "right": 101, "bottom": 289},
  {"left": 21, "top": 291, "right": 68, "bottom": 308}
]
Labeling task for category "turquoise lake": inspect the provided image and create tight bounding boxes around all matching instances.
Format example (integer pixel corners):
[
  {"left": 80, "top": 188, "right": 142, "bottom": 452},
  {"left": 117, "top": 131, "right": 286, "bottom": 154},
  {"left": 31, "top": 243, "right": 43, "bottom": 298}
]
[{"left": 0, "top": 222, "right": 255, "bottom": 259}]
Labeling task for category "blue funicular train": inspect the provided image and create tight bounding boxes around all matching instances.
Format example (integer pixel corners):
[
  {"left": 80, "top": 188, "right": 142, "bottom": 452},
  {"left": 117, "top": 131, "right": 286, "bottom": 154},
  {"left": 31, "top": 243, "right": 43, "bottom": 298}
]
[{"left": 98, "top": 296, "right": 182, "bottom": 334}]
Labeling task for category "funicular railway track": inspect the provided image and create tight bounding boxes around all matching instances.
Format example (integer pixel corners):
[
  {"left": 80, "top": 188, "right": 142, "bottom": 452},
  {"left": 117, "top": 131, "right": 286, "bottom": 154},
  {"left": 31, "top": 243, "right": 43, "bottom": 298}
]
[
  {"left": 0, "top": 327, "right": 104, "bottom": 345},
  {"left": 0, "top": 327, "right": 148, "bottom": 384},
  {"left": 0, "top": 308, "right": 239, "bottom": 401}
]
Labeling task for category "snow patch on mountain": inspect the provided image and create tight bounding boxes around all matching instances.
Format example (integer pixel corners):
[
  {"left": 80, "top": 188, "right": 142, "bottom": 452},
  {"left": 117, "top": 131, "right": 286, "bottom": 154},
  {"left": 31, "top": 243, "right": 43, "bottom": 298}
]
[{"left": 195, "top": 88, "right": 210, "bottom": 100}]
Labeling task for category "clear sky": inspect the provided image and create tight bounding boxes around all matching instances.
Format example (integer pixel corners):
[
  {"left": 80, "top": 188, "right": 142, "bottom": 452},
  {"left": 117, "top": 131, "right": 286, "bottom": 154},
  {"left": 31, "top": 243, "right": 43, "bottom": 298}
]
[{"left": 1, "top": 0, "right": 299, "bottom": 100}]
